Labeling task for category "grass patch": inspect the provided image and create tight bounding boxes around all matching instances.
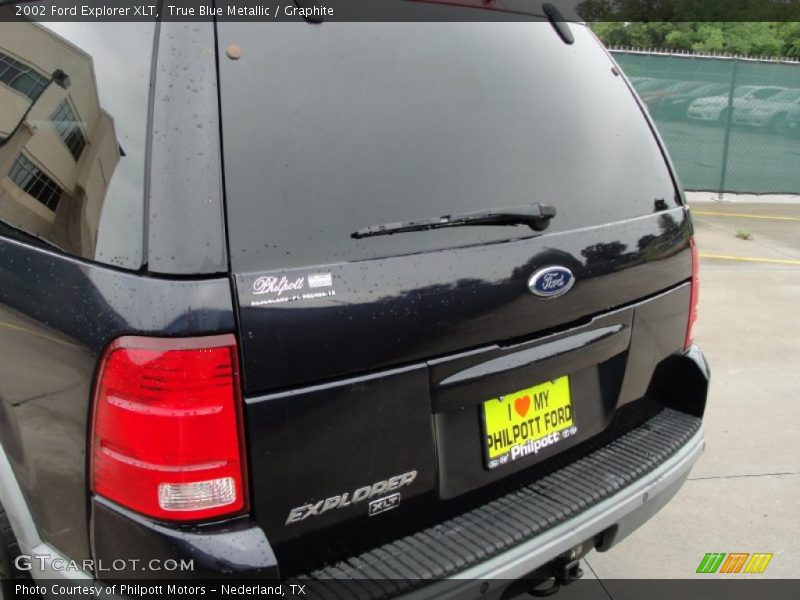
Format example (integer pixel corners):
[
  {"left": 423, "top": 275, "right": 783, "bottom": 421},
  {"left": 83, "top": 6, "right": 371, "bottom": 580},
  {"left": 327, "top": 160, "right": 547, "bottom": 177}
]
[{"left": 734, "top": 226, "right": 753, "bottom": 241}]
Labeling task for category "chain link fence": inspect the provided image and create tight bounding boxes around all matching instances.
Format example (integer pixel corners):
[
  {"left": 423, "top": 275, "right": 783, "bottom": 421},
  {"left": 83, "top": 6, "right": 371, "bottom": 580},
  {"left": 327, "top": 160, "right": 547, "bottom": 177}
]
[{"left": 610, "top": 49, "right": 800, "bottom": 195}]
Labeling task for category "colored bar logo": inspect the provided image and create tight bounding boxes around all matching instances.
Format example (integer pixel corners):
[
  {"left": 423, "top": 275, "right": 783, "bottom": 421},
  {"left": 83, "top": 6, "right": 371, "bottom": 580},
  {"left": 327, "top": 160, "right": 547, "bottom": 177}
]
[{"left": 697, "top": 553, "right": 773, "bottom": 574}]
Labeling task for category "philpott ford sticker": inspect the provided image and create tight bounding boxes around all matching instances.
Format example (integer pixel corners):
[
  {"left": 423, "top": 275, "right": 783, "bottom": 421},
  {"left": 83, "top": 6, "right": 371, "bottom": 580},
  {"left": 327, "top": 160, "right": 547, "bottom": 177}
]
[{"left": 249, "top": 272, "right": 336, "bottom": 307}]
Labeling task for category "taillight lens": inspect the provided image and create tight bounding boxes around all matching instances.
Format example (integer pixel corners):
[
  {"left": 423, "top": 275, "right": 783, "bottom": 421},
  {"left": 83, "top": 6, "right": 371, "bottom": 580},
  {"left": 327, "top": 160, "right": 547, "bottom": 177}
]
[
  {"left": 91, "top": 335, "right": 248, "bottom": 521},
  {"left": 685, "top": 236, "right": 700, "bottom": 350}
]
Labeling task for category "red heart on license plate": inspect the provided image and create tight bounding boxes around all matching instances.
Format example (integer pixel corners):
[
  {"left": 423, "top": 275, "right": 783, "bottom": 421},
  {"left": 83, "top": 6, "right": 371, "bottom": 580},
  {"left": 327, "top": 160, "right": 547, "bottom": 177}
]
[{"left": 514, "top": 395, "right": 530, "bottom": 418}]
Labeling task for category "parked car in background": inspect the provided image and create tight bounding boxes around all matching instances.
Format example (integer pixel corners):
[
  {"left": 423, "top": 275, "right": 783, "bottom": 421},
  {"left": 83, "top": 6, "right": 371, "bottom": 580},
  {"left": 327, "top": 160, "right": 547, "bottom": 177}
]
[
  {"left": 688, "top": 85, "right": 786, "bottom": 123},
  {"left": 640, "top": 80, "right": 708, "bottom": 113},
  {"left": 733, "top": 88, "right": 800, "bottom": 134},
  {"left": 650, "top": 82, "right": 729, "bottom": 119},
  {"left": 629, "top": 76, "right": 656, "bottom": 87},
  {"left": 788, "top": 105, "right": 800, "bottom": 135},
  {"left": 630, "top": 76, "right": 672, "bottom": 91}
]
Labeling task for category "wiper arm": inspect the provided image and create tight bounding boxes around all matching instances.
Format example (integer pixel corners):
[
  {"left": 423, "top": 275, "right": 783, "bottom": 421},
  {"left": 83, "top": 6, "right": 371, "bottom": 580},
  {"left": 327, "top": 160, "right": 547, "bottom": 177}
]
[{"left": 352, "top": 203, "right": 556, "bottom": 239}]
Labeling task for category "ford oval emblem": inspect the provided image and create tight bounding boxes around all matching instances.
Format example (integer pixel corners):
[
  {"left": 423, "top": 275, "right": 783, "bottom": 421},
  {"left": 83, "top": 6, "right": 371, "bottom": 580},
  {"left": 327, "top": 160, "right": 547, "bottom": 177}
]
[{"left": 528, "top": 266, "right": 575, "bottom": 298}]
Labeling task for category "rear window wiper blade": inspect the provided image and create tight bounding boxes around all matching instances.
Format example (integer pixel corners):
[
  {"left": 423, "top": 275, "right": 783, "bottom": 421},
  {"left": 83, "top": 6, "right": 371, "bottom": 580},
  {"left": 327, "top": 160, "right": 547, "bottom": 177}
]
[{"left": 351, "top": 203, "right": 556, "bottom": 239}]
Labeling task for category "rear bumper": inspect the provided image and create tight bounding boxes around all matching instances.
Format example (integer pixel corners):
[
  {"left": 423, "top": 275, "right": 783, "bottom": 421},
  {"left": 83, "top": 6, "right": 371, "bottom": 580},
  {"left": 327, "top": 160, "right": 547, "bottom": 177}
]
[
  {"left": 296, "top": 409, "right": 705, "bottom": 598},
  {"left": 408, "top": 423, "right": 704, "bottom": 599},
  {"left": 296, "top": 343, "right": 709, "bottom": 594},
  {"left": 21, "top": 421, "right": 704, "bottom": 597},
  {"left": 17, "top": 347, "right": 706, "bottom": 593}
]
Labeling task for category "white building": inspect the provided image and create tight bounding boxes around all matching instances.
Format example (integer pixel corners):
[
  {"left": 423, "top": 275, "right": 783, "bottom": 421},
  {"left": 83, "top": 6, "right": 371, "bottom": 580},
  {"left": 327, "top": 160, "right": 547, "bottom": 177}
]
[{"left": 0, "top": 21, "right": 120, "bottom": 256}]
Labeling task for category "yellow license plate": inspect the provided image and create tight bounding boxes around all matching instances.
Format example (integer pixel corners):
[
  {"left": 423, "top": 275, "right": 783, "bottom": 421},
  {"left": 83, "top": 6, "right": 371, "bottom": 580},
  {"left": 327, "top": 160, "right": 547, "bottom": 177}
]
[{"left": 482, "top": 376, "right": 576, "bottom": 470}]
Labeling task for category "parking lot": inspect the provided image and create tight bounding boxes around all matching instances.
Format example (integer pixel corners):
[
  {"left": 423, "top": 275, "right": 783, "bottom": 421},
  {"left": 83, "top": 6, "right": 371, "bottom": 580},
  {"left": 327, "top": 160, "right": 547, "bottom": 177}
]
[{"left": 566, "top": 201, "right": 800, "bottom": 589}]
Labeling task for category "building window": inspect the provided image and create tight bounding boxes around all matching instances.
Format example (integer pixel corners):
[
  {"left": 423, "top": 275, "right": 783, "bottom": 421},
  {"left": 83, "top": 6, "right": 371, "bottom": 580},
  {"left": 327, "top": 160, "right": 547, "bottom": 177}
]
[
  {"left": 51, "top": 100, "right": 87, "bottom": 160},
  {"left": 0, "top": 51, "right": 49, "bottom": 101},
  {"left": 7, "top": 154, "right": 63, "bottom": 211}
]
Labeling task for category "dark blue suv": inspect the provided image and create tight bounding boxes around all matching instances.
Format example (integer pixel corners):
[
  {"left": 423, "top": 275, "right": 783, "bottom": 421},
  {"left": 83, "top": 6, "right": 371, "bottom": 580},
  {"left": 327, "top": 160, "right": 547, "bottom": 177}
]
[{"left": 0, "top": 9, "right": 708, "bottom": 599}]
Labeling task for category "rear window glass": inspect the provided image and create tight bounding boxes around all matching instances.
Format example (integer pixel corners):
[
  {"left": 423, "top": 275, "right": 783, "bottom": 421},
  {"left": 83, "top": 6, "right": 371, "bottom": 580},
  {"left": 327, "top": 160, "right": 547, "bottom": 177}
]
[{"left": 218, "top": 22, "right": 678, "bottom": 273}]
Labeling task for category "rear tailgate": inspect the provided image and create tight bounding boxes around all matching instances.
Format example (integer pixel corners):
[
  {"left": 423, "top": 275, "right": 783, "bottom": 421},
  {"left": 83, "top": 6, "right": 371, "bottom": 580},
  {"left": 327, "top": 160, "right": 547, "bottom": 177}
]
[{"left": 216, "top": 20, "right": 691, "bottom": 565}]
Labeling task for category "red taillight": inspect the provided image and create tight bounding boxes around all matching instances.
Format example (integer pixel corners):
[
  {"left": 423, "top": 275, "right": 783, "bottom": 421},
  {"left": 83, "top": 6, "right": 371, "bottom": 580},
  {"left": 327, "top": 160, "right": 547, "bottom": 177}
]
[
  {"left": 685, "top": 236, "right": 700, "bottom": 350},
  {"left": 91, "top": 335, "right": 248, "bottom": 521}
]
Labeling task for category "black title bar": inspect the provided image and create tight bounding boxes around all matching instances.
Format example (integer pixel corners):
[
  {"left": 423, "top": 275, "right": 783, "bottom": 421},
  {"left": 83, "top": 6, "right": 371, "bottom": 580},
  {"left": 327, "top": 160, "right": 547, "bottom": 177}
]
[{"left": 1, "top": 0, "right": 800, "bottom": 22}]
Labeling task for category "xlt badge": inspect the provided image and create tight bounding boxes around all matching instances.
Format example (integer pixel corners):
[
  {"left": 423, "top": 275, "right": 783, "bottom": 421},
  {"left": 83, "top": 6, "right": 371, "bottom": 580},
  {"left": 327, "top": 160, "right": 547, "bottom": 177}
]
[
  {"left": 285, "top": 471, "right": 417, "bottom": 525},
  {"left": 368, "top": 493, "right": 401, "bottom": 516}
]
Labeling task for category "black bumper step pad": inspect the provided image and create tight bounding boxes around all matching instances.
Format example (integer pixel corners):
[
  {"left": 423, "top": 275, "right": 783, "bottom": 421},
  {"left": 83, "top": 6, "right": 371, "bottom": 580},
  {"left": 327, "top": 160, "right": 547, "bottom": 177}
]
[{"left": 298, "top": 407, "right": 701, "bottom": 595}]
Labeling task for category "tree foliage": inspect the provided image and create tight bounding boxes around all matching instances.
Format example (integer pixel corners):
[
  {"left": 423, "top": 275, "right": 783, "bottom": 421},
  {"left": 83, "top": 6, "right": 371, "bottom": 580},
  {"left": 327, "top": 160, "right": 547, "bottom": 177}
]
[
  {"left": 579, "top": 0, "right": 800, "bottom": 22},
  {"left": 589, "top": 22, "right": 800, "bottom": 58},
  {"left": 581, "top": 0, "right": 800, "bottom": 58}
]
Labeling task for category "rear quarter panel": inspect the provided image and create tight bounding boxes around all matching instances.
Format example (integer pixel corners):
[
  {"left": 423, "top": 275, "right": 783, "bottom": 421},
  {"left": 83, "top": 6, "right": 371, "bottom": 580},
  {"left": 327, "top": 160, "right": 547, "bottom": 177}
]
[{"left": 0, "top": 238, "right": 234, "bottom": 562}]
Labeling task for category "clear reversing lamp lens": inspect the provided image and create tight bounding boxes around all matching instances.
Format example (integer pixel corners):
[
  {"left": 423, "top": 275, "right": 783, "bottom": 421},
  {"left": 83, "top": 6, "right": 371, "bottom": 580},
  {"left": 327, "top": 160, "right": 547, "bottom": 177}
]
[{"left": 158, "top": 477, "right": 237, "bottom": 512}]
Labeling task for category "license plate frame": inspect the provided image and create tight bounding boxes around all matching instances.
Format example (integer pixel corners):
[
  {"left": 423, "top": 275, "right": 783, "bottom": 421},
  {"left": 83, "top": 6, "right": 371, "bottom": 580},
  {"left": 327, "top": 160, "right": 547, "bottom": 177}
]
[{"left": 481, "top": 375, "right": 577, "bottom": 470}]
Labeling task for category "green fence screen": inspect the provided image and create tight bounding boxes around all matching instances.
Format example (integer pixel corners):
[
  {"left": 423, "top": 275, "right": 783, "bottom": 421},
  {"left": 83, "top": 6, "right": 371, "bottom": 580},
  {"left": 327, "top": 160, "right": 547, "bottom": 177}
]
[{"left": 611, "top": 50, "right": 800, "bottom": 195}]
